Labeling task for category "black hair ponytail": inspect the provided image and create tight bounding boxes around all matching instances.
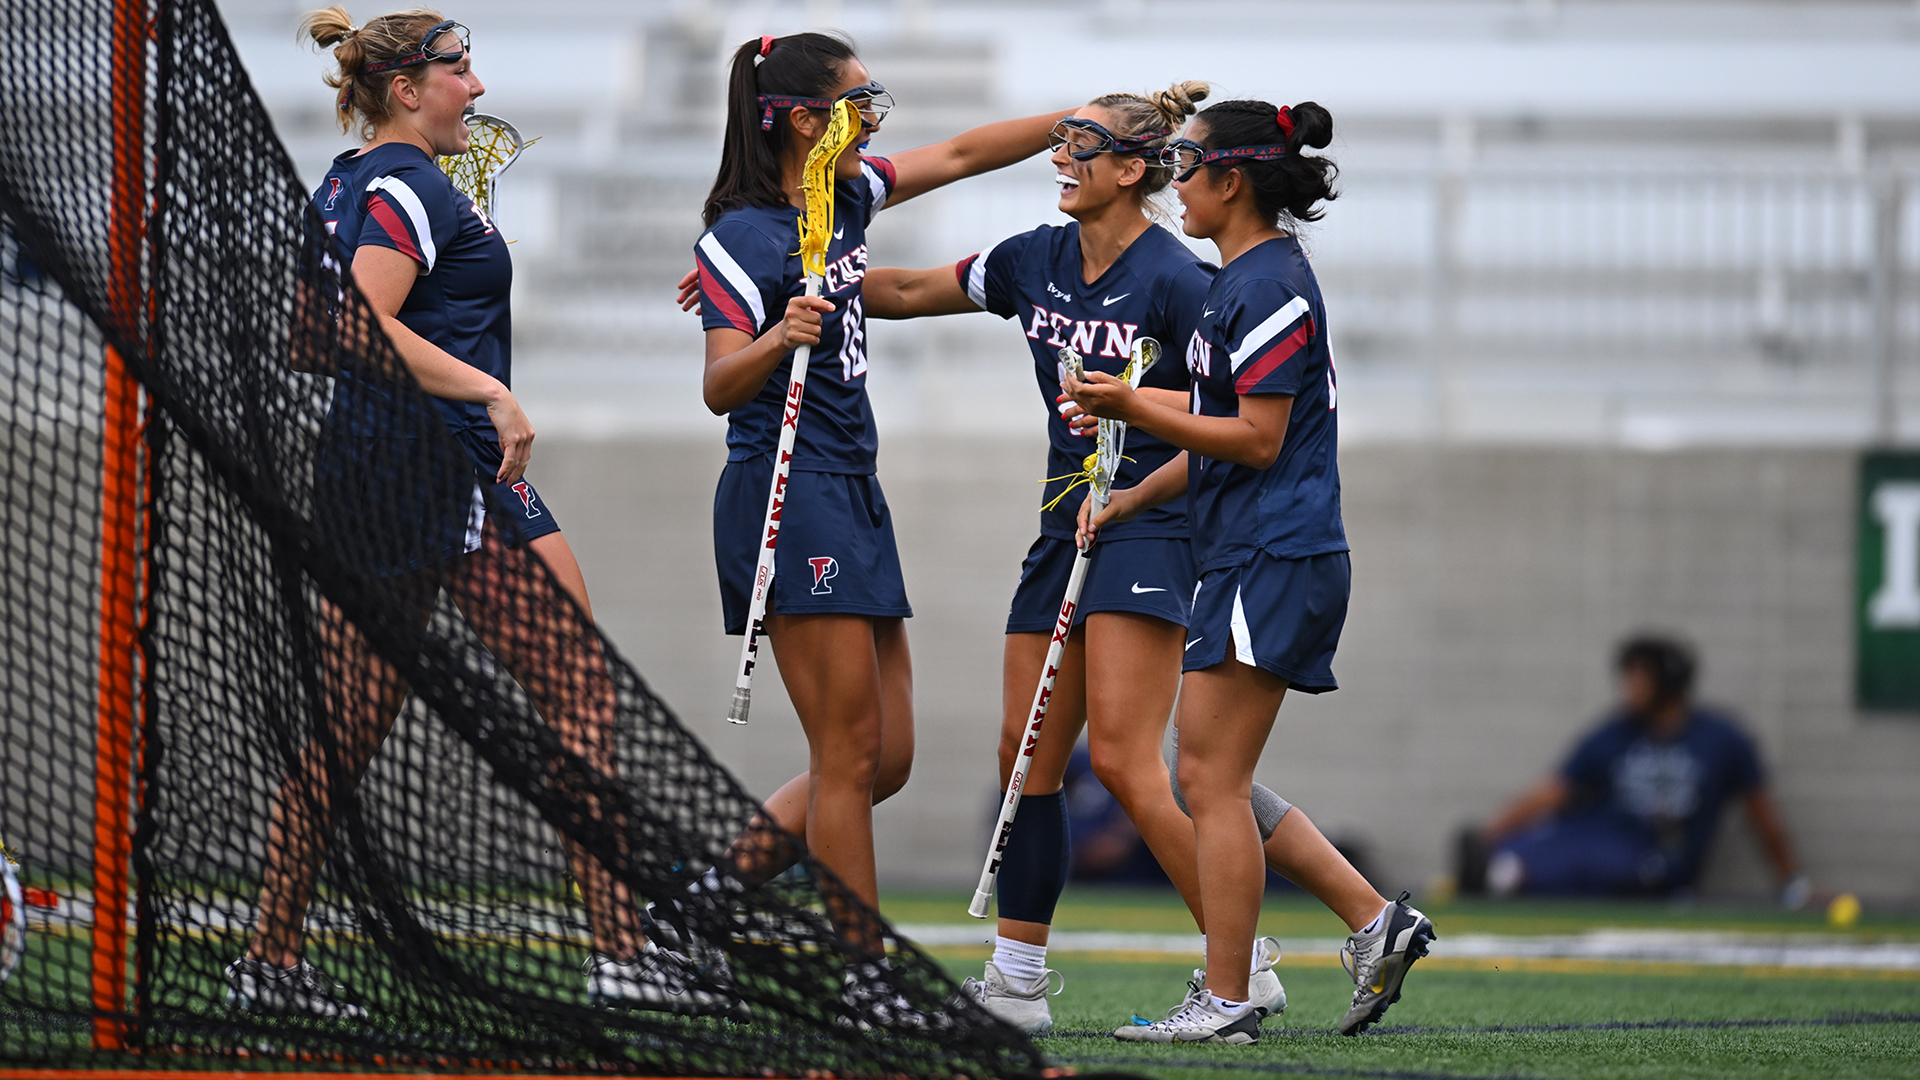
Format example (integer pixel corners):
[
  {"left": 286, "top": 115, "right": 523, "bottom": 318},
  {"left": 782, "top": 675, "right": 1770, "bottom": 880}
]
[
  {"left": 1194, "top": 99, "right": 1337, "bottom": 225},
  {"left": 703, "top": 31, "right": 858, "bottom": 228}
]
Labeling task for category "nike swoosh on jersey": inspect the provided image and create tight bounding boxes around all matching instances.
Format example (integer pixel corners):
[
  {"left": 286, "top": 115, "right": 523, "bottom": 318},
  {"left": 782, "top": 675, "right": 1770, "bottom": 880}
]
[
  {"left": 1184, "top": 636, "right": 1204, "bottom": 651},
  {"left": 1202, "top": 308, "right": 1217, "bottom": 318},
  {"left": 1103, "top": 292, "right": 1131, "bottom": 306},
  {"left": 1131, "top": 583, "right": 1167, "bottom": 594},
  {"left": 834, "top": 226, "right": 845, "bottom": 239}
]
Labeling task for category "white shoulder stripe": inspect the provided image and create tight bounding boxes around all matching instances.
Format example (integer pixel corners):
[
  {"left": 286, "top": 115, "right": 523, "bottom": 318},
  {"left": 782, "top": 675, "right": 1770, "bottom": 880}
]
[
  {"left": 365, "top": 176, "right": 437, "bottom": 272},
  {"left": 861, "top": 161, "right": 890, "bottom": 214},
  {"left": 1228, "top": 294, "right": 1310, "bottom": 372},
  {"left": 965, "top": 235, "right": 1008, "bottom": 311},
  {"left": 698, "top": 232, "right": 768, "bottom": 329}
]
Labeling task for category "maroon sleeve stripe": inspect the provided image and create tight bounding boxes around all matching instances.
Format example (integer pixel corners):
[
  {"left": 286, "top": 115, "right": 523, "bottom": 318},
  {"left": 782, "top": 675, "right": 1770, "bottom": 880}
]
[
  {"left": 697, "top": 260, "right": 757, "bottom": 335},
  {"left": 363, "top": 193, "right": 423, "bottom": 266},
  {"left": 1234, "top": 319, "right": 1312, "bottom": 394}
]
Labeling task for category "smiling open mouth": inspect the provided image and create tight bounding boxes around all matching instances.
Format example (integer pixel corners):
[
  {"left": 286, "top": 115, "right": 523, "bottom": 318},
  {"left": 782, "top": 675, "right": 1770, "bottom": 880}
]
[{"left": 1055, "top": 173, "right": 1080, "bottom": 193}]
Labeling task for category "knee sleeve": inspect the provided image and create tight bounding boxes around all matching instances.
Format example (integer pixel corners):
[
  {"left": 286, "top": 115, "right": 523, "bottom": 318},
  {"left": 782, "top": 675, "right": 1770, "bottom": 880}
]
[
  {"left": 1249, "top": 784, "right": 1292, "bottom": 840},
  {"left": 995, "top": 791, "right": 1069, "bottom": 925},
  {"left": 1168, "top": 726, "right": 1292, "bottom": 841}
]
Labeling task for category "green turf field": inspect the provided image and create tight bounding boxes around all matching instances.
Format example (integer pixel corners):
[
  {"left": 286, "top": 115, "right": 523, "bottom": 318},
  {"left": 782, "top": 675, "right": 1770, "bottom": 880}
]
[{"left": 889, "top": 888, "right": 1920, "bottom": 1080}]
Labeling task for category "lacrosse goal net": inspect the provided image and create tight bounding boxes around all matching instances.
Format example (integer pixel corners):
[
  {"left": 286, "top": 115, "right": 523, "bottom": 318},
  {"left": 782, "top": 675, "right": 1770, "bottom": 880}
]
[{"left": 0, "top": 1, "right": 1037, "bottom": 1075}]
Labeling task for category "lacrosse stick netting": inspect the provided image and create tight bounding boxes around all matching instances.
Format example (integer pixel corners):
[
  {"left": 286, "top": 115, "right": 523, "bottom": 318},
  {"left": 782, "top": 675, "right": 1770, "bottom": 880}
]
[{"left": 436, "top": 110, "right": 527, "bottom": 218}]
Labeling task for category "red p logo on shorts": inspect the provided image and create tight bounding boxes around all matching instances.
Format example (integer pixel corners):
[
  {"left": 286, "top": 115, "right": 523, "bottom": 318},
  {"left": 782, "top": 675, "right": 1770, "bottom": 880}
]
[{"left": 809, "top": 556, "right": 838, "bottom": 595}]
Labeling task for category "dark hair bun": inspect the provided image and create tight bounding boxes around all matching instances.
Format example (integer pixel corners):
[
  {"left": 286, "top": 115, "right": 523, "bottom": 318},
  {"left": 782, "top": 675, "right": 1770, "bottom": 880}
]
[
  {"left": 1195, "top": 98, "right": 1339, "bottom": 225},
  {"left": 1287, "top": 101, "right": 1332, "bottom": 150}
]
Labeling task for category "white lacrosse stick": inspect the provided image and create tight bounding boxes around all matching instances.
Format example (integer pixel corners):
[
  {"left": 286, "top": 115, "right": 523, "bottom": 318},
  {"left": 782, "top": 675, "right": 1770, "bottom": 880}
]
[{"left": 969, "top": 336, "right": 1162, "bottom": 918}]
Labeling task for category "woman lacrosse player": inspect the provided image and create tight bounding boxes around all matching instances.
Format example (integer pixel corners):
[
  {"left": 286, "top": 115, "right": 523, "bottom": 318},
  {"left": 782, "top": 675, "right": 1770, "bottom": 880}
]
[
  {"left": 228, "top": 8, "right": 731, "bottom": 1020},
  {"left": 688, "top": 32, "right": 1062, "bottom": 1011},
  {"left": 1067, "top": 99, "right": 1437, "bottom": 1043},
  {"left": 861, "top": 82, "right": 1249, "bottom": 1034},
  {"left": 863, "top": 82, "right": 1364, "bottom": 1035}
]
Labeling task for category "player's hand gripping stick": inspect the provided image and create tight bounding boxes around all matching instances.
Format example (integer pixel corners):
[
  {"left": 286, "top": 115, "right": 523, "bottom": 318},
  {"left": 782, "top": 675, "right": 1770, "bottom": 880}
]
[
  {"left": 728, "top": 101, "right": 862, "bottom": 725},
  {"left": 969, "top": 337, "right": 1161, "bottom": 917}
]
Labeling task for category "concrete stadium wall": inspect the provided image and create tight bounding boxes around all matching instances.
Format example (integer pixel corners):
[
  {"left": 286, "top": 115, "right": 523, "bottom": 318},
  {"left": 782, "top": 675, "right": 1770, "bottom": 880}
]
[{"left": 533, "top": 437, "right": 1920, "bottom": 905}]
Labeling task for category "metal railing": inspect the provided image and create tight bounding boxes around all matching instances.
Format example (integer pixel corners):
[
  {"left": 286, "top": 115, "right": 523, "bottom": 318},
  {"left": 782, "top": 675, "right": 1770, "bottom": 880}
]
[{"left": 1310, "top": 164, "right": 1916, "bottom": 441}]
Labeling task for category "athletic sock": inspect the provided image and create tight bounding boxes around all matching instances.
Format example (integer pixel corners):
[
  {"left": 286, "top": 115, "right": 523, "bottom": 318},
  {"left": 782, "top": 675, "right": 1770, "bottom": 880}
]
[
  {"left": 1209, "top": 993, "right": 1249, "bottom": 1015},
  {"left": 1359, "top": 901, "right": 1391, "bottom": 936},
  {"left": 994, "top": 791, "right": 1069, "bottom": 925},
  {"left": 991, "top": 936, "right": 1048, "bottom": 986}
]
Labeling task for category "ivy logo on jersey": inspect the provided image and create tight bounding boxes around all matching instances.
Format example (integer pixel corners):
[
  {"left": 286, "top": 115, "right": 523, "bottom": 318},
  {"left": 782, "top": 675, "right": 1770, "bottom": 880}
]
[
  {"left": 809, "top": 557, "right": 839, "bottom": 595},
  {"left": 322, "top": 177, "right": 343, "bottom": 210},
  {"left": 510, "top": 481, "right": 541, "bottom": 518},
  {"left": 1046, "top": 281, "right": 1073, "bottom": 303}
]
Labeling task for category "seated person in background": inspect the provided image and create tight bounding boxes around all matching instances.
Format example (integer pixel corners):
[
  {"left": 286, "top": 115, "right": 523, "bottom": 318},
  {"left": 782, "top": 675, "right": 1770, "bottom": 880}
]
[
  {"left": 1062, "top": 742, "right": 1172, "bottom": 886},
  {"left": 1463, "top": 635, "right": 1808, "bottom": 904}
]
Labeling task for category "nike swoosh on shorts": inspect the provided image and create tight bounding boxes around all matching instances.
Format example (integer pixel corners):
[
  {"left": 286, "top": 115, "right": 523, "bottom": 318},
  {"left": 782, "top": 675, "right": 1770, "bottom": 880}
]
[
  {"left": 1131, "top": 583, "right": 1167, "bottom": 594},
  {"left": 1185, "top": 636, "right": 1204, "bottom": 651}
]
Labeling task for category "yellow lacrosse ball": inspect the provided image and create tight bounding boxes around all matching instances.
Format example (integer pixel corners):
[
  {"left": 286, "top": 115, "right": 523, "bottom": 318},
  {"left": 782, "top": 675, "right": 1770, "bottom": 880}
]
[{"left": 1828, "top": 892, "right": 1860, "bottom": 929}]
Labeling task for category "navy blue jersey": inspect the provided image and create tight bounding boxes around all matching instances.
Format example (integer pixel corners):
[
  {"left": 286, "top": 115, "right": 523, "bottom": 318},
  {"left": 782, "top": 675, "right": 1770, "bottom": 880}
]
[
  {"left": 695, "top": 157, "right": 896, "bottom": 474},
  {"left": 316, "top": 142, "right": 511, "bottom": 438},
  {"left": 1187, "top": 236, "right": 1346, "bottom": 572},
  {"left": 960, "top": 223, "right": 1213, "bottom": 541},
  {"left": 1560, "top": 708, "right": 1765, "bottom": 887}
]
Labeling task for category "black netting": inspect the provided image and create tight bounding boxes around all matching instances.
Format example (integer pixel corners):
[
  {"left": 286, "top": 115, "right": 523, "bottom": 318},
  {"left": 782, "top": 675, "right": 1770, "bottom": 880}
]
[{"left": 0, "top": 1, "right": 1042, "bottom": 1075}]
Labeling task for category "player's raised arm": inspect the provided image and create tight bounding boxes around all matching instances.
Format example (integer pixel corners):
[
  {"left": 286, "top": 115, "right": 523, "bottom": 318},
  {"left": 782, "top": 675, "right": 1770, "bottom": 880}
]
[
  {"left": 861, "top": 264, "right": 979, "bottom": 319},
  {"left": 881, "top": 110, "right": 1071, "bottom": 207}
]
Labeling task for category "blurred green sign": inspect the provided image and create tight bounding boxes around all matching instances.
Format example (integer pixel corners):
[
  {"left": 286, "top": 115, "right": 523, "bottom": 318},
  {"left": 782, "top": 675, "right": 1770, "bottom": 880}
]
[{"left": 1858, "top": 451, "right": 1920, "bottom": 711}]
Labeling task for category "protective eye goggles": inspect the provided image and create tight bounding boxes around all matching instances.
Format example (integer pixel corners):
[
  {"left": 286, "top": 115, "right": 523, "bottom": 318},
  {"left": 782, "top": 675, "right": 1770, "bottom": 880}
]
[
  {"left": 1048, "top": 117, "right": 1171, "bottom": 162},
  {"left": 757, "top": 81, "right": 895, "bottom": 131},
  {"left": 1156, "top": 138, "right": 1289, "bottom": 182},
  {"left": 361, "top": 19, "right": 470, "bottom": 74}
]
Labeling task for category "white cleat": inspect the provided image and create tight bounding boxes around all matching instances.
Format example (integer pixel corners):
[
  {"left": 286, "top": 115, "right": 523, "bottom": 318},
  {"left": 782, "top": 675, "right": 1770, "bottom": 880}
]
[
  {"left": 1172, "top": 937, "right": 1289, "bottom": 1022},
  {"left": 586, "top": 942, "right": 746, "bottom": 1020},
  {"left": 1112, "top": 983, "right": 1261, "bottom": 1045},
  {"left": 960, "top": 961, "right": 1061, "bottom": 1034},
  {"left": 224, "top": 956, "right": 367, "bottom": 1020},
  {"left": 839, "top": 963, "right": 954, "bottom": 1032},
  {"left": 1339, "top": 891, "right": 1436, "bottom": 1036},
  {"left": 1248, "top": 935, "right": 1288, "bottom": 1017}
]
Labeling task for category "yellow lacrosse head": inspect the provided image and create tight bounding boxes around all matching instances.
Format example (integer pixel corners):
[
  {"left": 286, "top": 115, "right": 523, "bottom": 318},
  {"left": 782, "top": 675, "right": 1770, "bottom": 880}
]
[
  {"left": 796, "top": 100, "right": 862, "bottom": 277},
  {"left": 436, "top": 111, "right": 529, "bottom": 218}
]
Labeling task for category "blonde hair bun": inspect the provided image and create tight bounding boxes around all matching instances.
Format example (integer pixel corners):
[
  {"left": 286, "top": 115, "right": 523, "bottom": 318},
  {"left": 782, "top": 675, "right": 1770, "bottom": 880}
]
[
  {"left": 298, "top": 5, "right": 357, "bottom": 48},
  {"left": 1151, "top": 80, "right": 1210, "bottom": 127}
]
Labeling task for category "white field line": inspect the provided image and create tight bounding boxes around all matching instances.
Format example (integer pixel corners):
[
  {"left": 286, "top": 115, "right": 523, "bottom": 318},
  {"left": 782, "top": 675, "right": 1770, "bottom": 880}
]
[
  {"left": 29, "top": 891, "right": 1920, "bottom": 972},
  {"left": 893, "top": 924, "right": 1920, "bottom": 971}
]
